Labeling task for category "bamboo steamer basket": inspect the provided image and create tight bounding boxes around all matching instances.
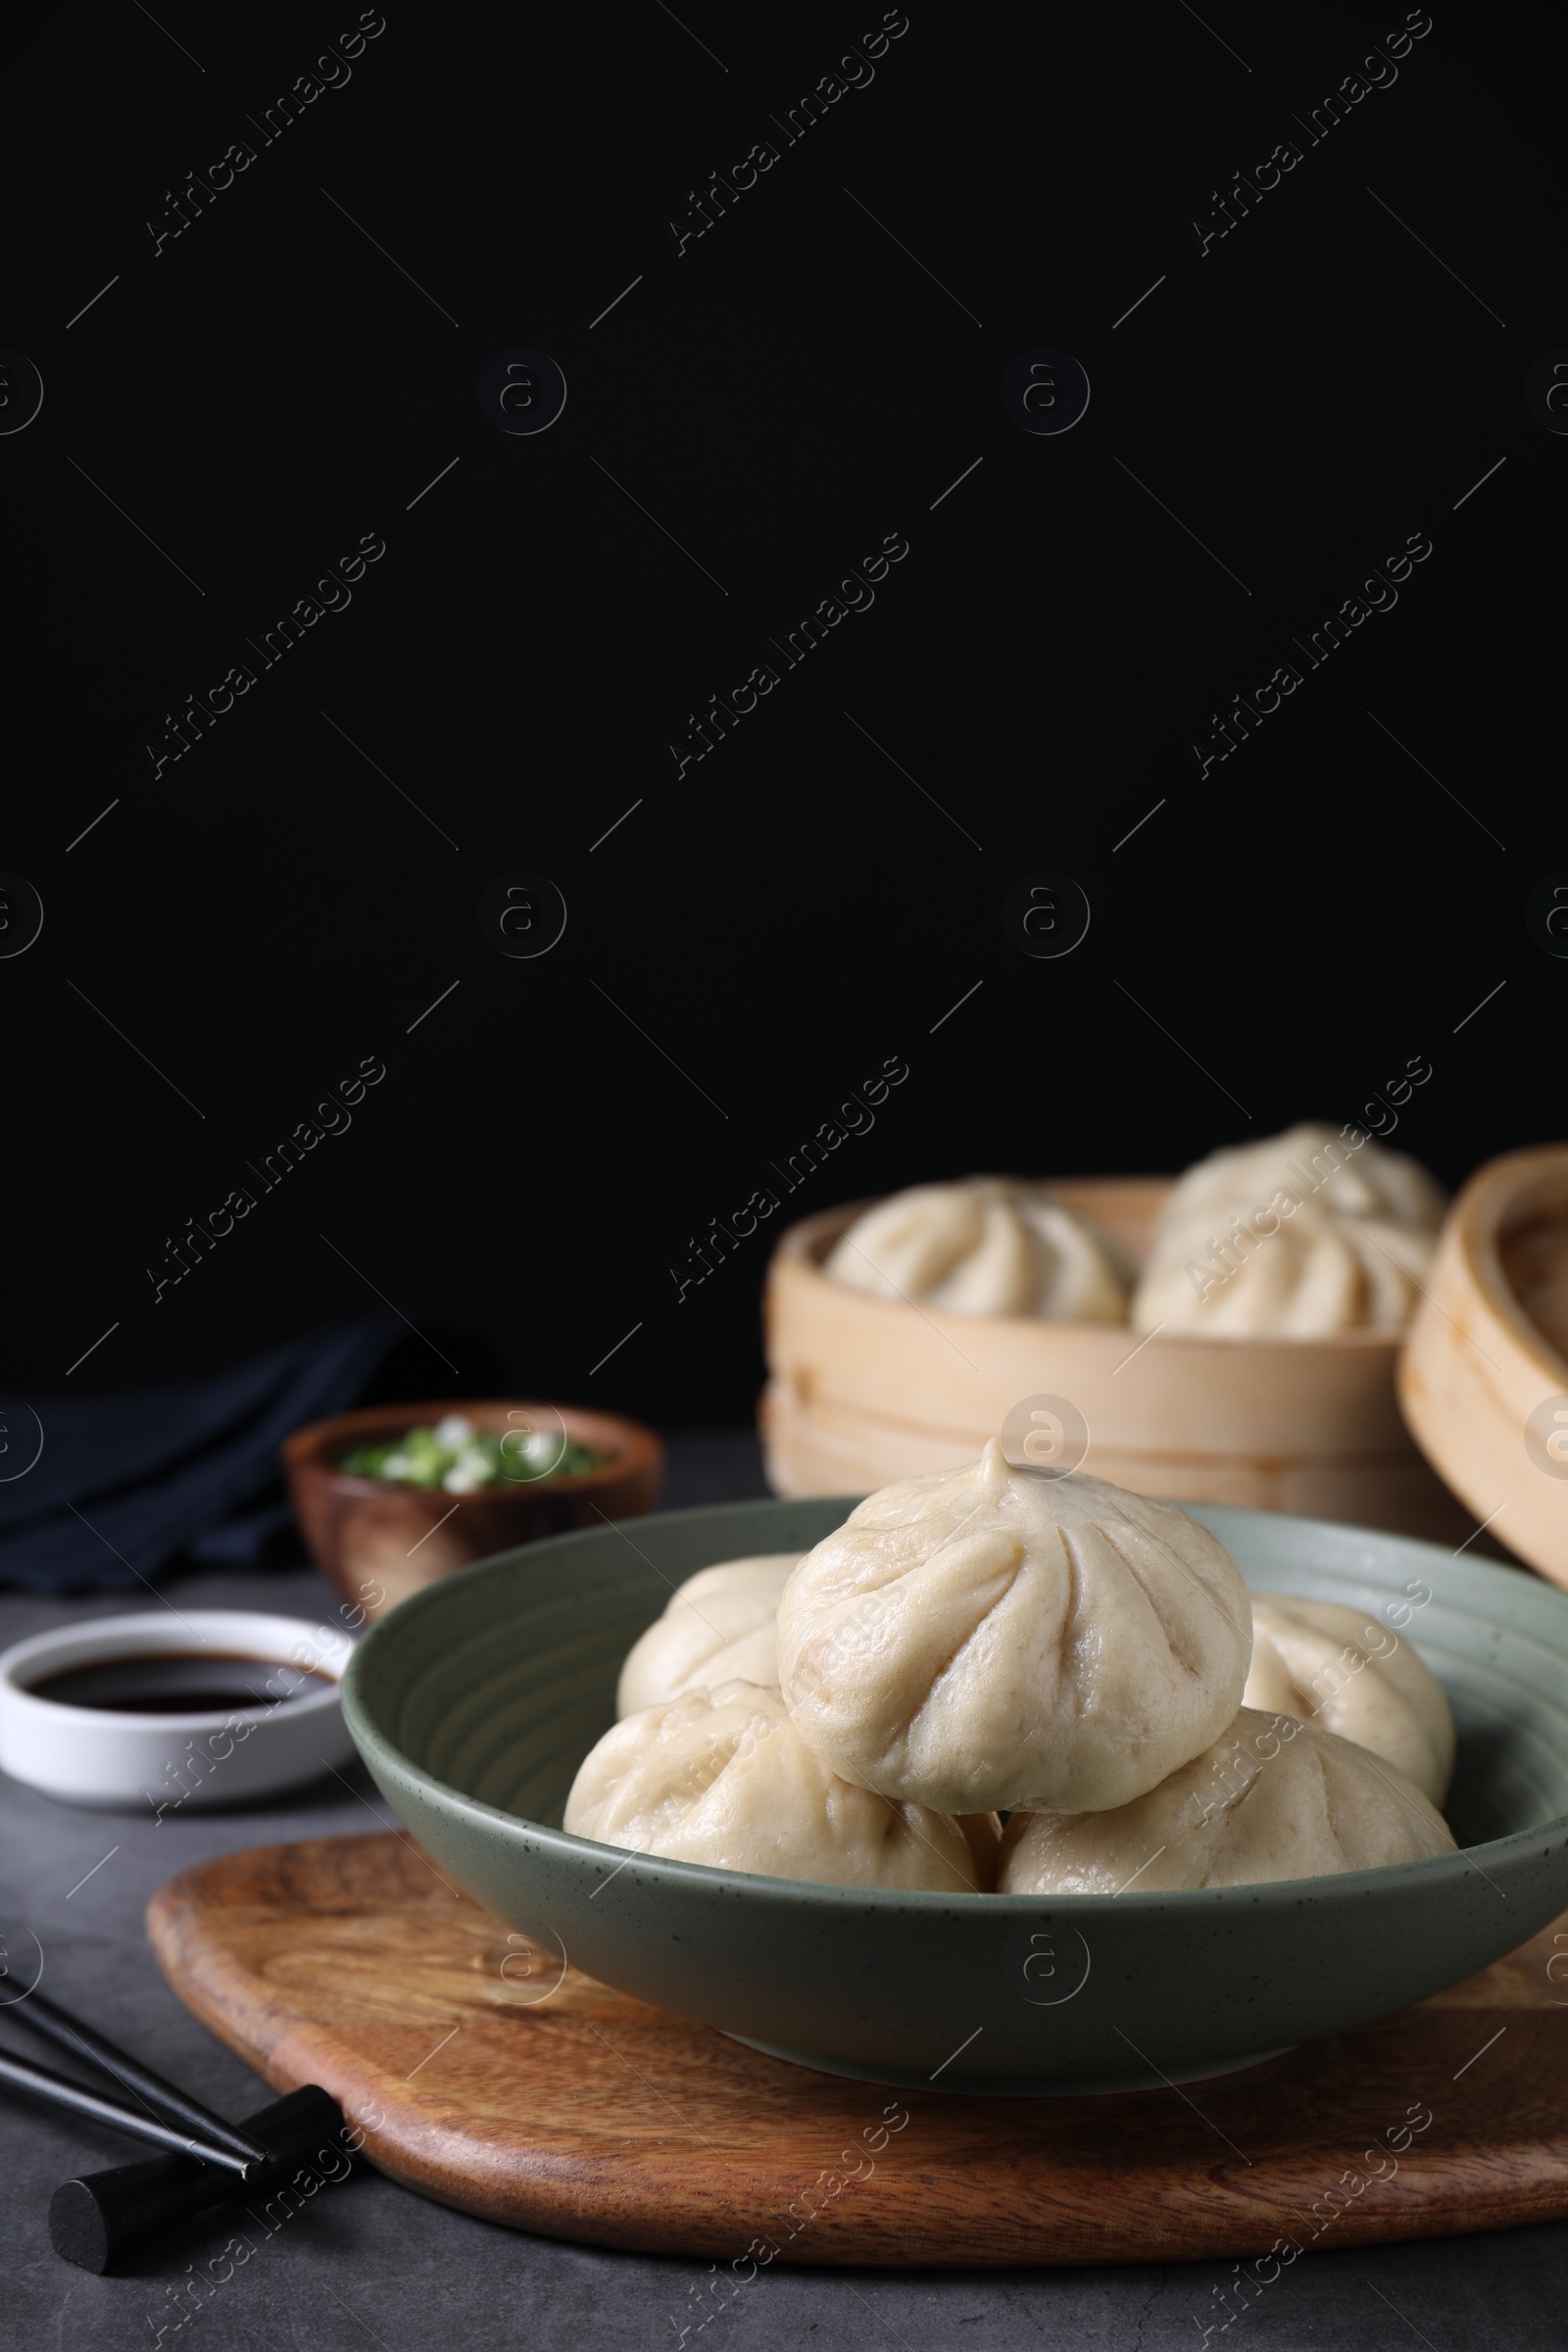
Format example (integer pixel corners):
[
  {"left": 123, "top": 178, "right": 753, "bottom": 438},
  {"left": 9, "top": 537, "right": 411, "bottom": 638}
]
[
  {"left": 1399, "top": 1145, "right": 1568, "bottom": 1585},
  {"left": 760, "top": 1181, "right": 1469, "bottom": 1541}
]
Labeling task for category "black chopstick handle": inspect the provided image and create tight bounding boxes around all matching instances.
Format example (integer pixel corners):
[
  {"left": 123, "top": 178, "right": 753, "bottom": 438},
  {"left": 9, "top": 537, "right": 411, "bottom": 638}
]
[
  {"left": 11, "top": 1987, "right": 271, "bottom": 2171},
  {"left": 0, "top": 2047, "right": 245, "bottom": 2172},
  {"left": 50, "top": 2084, "right": 354, "bottom": 2275}
]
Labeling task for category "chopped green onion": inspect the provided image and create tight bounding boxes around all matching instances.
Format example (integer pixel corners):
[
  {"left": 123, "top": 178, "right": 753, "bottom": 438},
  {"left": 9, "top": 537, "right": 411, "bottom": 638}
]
[{"left": 339, "top": 1420, "right": 610, "bottom": 1490}]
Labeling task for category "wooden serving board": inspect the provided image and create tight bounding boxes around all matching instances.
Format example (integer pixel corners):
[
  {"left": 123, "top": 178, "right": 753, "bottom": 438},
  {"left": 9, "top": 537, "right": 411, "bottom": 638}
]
[{"left": 148, "top": 1833, "right": 1568, "bottom": 2269}]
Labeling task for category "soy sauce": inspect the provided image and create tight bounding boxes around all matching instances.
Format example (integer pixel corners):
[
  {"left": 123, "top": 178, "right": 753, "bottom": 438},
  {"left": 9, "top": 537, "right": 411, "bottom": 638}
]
[{"left": 28, "top": 1654, "right": 335, "bottom": 1715}]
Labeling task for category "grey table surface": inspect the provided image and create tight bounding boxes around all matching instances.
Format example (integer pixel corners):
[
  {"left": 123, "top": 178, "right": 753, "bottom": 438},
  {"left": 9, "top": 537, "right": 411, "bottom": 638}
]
[{"left": 0, "top": 1432, "right": 1563, "bottom": 2352}]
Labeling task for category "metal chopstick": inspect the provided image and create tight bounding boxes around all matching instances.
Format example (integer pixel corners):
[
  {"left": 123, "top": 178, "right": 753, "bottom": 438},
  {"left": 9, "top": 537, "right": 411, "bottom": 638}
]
[
  {"left": 0, "top": 2046, "right": 249, "bottom": 2173},
  {"left": 4, "top": 1986, "right": 270, "bottom": 2172}
]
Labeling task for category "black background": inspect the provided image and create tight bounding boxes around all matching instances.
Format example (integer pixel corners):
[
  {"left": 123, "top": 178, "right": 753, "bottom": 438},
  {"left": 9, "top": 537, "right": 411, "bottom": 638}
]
[{"left": 4, "top": 1, "right": 1561, "bottom": 1428}]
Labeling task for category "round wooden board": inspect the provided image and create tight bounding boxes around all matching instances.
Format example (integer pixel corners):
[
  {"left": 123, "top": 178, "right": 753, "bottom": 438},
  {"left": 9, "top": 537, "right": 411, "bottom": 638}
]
[{"left": 147, "top": 1832, "right": 1568, "bottom": 2269}]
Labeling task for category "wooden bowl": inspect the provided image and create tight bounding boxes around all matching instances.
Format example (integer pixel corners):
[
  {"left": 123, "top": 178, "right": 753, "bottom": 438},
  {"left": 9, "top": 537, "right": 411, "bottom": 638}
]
[
  {"left": 283, "top": 1401, "right": 664, "bottom": 1621},
  {"left": 760, "top": 1184, "right": 1468, "bottom": 1540},
  {"left": 1399, "top": 1146, "right": 1568, "bottom": 1584}
]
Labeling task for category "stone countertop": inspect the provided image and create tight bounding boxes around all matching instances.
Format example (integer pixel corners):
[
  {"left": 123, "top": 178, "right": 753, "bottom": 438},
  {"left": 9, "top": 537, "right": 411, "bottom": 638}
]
[{"left": 0, "top": 1431, "right": 1561, "bottom": 2351}]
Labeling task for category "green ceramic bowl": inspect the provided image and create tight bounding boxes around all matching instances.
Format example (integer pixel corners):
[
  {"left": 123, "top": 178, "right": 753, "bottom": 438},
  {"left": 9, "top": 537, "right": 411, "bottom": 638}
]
[{"left": 342, "top": 1497, "right": 1568, "bottom": 2094}]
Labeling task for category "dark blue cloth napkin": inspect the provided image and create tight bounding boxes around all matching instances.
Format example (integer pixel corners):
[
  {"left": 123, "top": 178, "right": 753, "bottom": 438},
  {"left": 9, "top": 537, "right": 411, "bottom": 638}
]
[{"left": 0, "top": 1319, "right": 400, "bottom": 1592}]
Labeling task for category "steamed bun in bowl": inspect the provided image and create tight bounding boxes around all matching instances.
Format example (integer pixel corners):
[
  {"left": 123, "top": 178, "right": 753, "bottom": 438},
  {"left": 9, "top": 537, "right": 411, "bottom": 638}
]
[
  {"left": 615, "top": 1554, "right": 799, "bottom": 1717},
  {"left": 1244, "top": 1595, "right": 1455, "bottom": 1804},
  {"left": 998, "top": 1706, "right": 1455, "bottom": 1893},
  {"left": 776, "top": 1442, "right": 1252, "bottom": 1815},
  {"left": 564, "top": 1681, "right": 982, "bottom": 1892}
]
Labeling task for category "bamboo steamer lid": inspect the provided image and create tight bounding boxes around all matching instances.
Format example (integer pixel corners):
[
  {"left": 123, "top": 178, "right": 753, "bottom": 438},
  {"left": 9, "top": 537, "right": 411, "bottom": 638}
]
[
  {"left": 1399, "top": 1145, "right": 1568, "bottom": 1584},
  {"left": 761, "top": 1182, "right": 1468, "bottom": 1542}
]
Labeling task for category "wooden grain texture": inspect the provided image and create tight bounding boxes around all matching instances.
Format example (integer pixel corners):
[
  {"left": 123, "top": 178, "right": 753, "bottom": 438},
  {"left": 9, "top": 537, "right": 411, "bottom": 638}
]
[
  {"left": 147, "top": 1832, "right": 1568, "bottom": 2268},
  {"left": 1400, "top": 1146, "right": 1568, "bottom": 1584}
]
